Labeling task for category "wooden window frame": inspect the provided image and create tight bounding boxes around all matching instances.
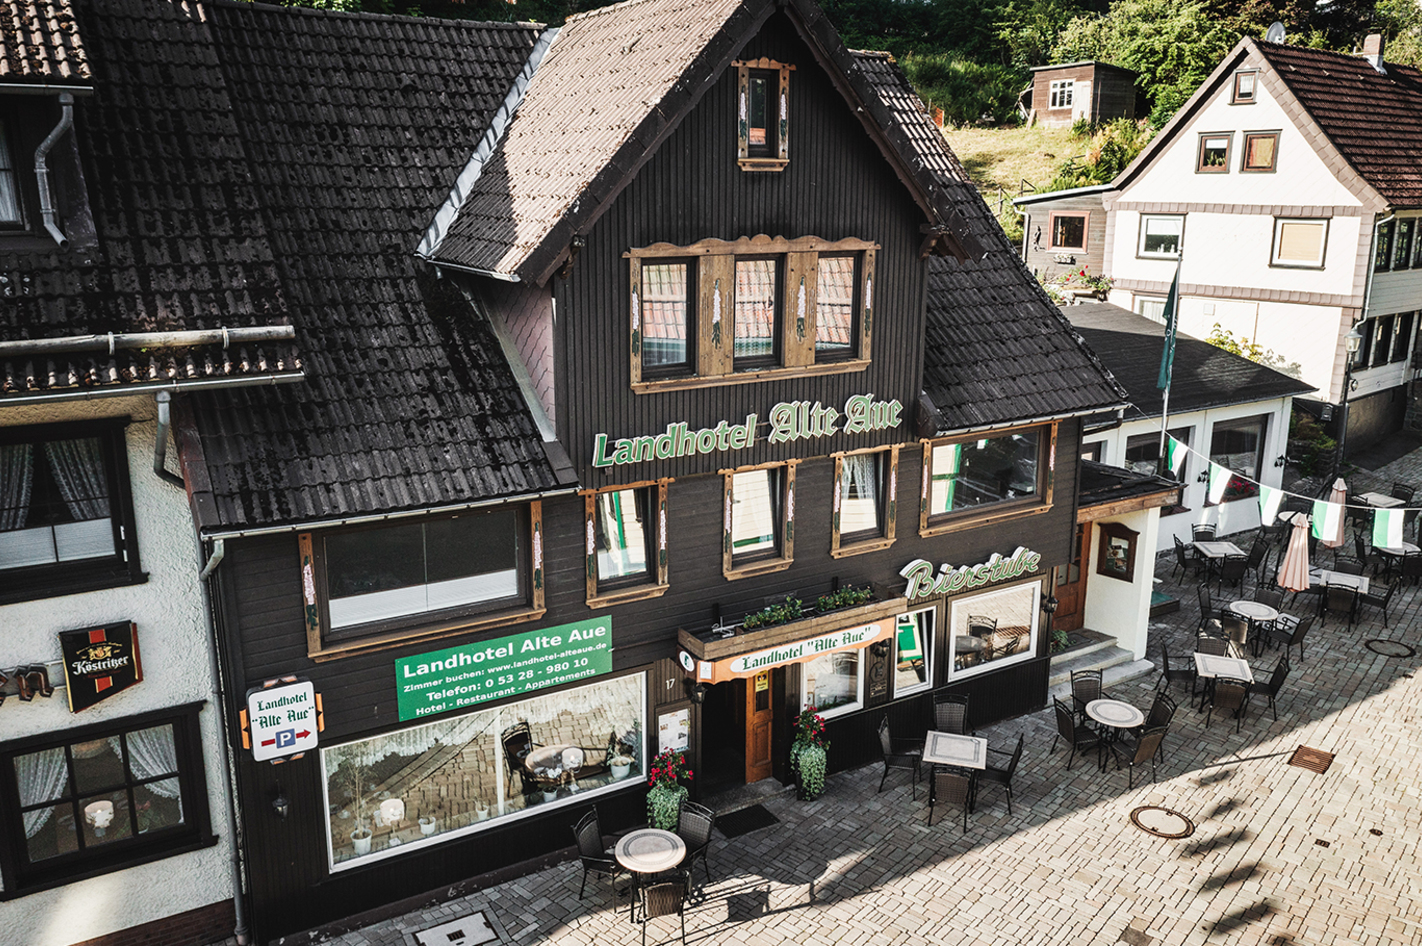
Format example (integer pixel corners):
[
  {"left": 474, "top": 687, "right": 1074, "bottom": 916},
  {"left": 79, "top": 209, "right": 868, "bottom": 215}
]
[
  {"left": 627, "top": 235, "right": 877, "bottom": 393},
  {"left": 1048, "top": 79, "right": 1074, "bottom": 110},
  {"left": 1270, "top": 217, "right": 1329, "bottom": 270},
  {"left": 1137, "top": 214, "right": 1185, "bottom": 259},
  {"left": 0, "top": 702, "right": 215, "bottom": 899},
  {"left": 918, "top": 423, "right": 1057, "bottom": 538},
  {"left": 1231, "top": 70, "right": 1258, "bottom": 104},
  {"left": 583, "top": 480, "right": 670, "bottom": 608},
  {"left": 299, "top": 503, "right": 546, "bottom": 663},
  {"left": 830, "top": 446, "right": 898, "bottom": 558},
  {"left": 633, "top": 257, "right": 697, "bottom": 380},
  {"left": 1047, "top": 211, "right": 1089, "bottom": 251},
  {"left": 1240, "top": 130, "right": 1279, "bottom": 173},
  {"left": 1196, "top": 132, "right": 1232, "bottom": 173},
  {"left": 722, "top": 461, "right": 797, "bottom": 580},
  {"left": 735, "top": 58, "right": 793, "bottom": 172},
  {"left": 0, "top": 418, "right": 146, "bottom": 605}
]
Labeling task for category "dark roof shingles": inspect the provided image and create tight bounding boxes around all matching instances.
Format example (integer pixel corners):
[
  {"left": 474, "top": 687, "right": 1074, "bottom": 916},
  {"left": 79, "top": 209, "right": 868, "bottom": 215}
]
[{"left": 0, "top": 0, "right": 90, "bottom": 86}]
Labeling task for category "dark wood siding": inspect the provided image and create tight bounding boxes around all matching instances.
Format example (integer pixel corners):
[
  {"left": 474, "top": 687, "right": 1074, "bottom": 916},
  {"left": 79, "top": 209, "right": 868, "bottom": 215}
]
[
  {"left": 554, "top": 13, "right": 930, "bottom": 486},
  {"left": 1022, "top": 192, "right": 1109, "bottom": 280},
  {"left": 1030, "top": 63, "right": 1135, "bottom": 128}
]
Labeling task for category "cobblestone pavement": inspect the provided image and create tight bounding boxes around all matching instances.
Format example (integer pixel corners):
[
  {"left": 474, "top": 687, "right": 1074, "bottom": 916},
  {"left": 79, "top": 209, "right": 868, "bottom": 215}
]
[{"left": 289, "top": 535, "right": 1422, "bottom": 946}]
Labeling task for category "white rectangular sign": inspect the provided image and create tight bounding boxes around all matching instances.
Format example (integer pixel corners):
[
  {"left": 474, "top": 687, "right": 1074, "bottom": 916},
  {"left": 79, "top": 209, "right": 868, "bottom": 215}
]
[{"left": 247, "top": 681, "right": 319, "bottom": 761}]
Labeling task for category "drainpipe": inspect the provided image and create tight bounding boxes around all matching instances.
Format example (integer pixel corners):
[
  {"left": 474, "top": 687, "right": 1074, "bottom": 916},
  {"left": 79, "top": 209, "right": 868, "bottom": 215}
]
[
  {"left": 153, "top": 392, "right": 186, "bottom": 488},
  {"left": 34, "top": 92, "right": 74, "bottom": 248}
]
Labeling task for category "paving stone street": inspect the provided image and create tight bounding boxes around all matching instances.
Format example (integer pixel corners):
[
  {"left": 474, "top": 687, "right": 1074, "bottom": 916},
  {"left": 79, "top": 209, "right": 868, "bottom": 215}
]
[{"left": 291, "top": 456, "right": 1422, "bottom": 946}]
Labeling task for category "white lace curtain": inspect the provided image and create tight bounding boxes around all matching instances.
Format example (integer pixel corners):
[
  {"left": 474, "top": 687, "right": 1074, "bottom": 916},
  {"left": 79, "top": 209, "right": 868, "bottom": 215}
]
[
  {"left": 16, "top": 747, "right": 68, "bottom": 838},
  {"left": 0, "top": 443, "right": 32, "bottom": 530},
  {"left": 841, "top": 453, "right": 878, "bottom": 508},
  {"left": 43, "top": 437, "right": 110, "bottom": 520},
  {"left": 109, "top": 726, "right": 181, "bottom": 800}
]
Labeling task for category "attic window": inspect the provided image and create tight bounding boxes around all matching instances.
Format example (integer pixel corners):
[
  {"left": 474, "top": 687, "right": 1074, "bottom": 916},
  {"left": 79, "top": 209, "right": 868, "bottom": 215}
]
[
  {"left": 1232, "top": 71, "right": 1257, "bottom": 104},
  {"left": 736, "top": 59, "right": 793, "bottom": 172},
  {"left": 1196, "top": 133, "right": 1232, "bottom": 173},
  {"left": 0, "top": 123, "right": 20, "bottom": 225}
]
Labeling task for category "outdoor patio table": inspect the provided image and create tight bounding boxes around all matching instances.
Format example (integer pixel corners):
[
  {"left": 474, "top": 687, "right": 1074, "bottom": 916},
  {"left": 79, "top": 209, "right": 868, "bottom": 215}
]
[
  {"left": 614, "top": 828, "right": 686, "bottom": 920},
  {"left": 1193, "top": 541, "right": 1245, "bottom": 581},
  {"left": 1360, "top": 491, "right": 1405, "bottom": 508},
  {"left": 1193, "top": 651, "right": 1253, "bottom": 711},
  {"left": 1085, "top": 699, "right": 1145, "bottom": 771},
  {"left": 1308, "top": 568, "right": 1369, "bottom": 594},
  {"left": 922, "top": 730, "right": 988, "bottom": 770},
  {"left": 1374, "top": 542, "right": 1419, "bottom": 579}
]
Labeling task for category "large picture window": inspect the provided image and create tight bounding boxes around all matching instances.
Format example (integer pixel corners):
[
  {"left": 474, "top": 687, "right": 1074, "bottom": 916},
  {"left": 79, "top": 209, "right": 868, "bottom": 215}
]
[
  {"left": 802, "top": 650, "right": 861, "bottom": 718},
  {"left": 948, "top": 582, "right": 1040, "bottom": 680},
  {"left": 723, "top": 464, "right": 796, "bottom": 579},
  {"left": 0, "top": 420, "right": 143, "bottom": 604},
  {"left": 585, "top": 482, "right": 668, "bottom": 605},
  {"left": 1124, "top": 427, "right": 1190, "bottom": 479},
  {"left": 893, "top": 607, "right": 934, "bottom": 698},
  {"left": 1209, "top": 414, "right": 1267, "bottom": 503},
  {"left": 0, "top": 704, "right": 213, "bottom": 895},
  {"left": 924, "top": 427, "right": 1045, "bottom": 529},
  {"left": 321, "top": 674, "right": 645, "bottom": 871}
]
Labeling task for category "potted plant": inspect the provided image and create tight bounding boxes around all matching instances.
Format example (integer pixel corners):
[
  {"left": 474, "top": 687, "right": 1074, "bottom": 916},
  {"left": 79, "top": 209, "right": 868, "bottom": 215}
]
[
  {"left": 342, "top": 752, "right": 373, "bottom": 855},
  {"left": 645, "top": 748, "right": 691, "bottom": 830},
  {"left": 790, "top": 705, "right": 829, "bottom": 801},
  {"left": 610, "top": 753, "right": 634, "bottom": 779}
]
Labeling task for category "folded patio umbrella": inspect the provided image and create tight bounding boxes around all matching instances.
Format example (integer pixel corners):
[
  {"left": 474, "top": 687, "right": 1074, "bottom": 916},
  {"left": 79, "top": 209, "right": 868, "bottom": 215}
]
[
  {"left": 1318, "top": 478, "right": 1347, "bottom": 549},
  {"left": 1278, "top": 512, "right": 1312, "bottom": 592}
]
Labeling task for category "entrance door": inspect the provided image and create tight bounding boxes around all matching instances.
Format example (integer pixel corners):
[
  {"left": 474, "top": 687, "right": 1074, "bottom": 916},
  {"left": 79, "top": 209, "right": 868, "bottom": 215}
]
[
  {"left": 1054, "top": 521, "right": 1090, "bottom": 632},
  {"left": 744, "top": 669, "right": 773, "bottom": 782}
]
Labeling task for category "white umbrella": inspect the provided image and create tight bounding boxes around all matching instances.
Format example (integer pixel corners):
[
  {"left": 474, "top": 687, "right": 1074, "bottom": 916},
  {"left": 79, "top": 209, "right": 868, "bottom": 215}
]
[
  {"left": 1277, "top": 511, "right": 1311, "bottom": 592},
  {"left": 1320, "top": 477, "right": 1347, "bottom": 549}
]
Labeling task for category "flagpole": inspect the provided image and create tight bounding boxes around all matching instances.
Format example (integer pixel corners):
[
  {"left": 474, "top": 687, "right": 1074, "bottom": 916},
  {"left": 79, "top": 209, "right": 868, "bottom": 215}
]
[{"left": 1156, "top": 258, "right": 1183, "bottom": 476}]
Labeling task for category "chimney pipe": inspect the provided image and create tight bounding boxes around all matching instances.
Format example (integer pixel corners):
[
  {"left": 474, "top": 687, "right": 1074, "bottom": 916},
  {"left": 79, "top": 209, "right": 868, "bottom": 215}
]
[{"left": 1363, "top": 34, "right": 1387, "bottom": 74}]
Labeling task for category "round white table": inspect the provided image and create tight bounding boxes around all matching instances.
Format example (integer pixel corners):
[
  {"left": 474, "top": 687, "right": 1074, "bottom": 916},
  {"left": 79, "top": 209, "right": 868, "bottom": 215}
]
[
  {"left": 1228, "top": 600, "right": 1279, "bottom": 624},
  {"left": 1377, "top": 542, "right": 1420, "bottom": 556},
  {"left": 615, "top": 828, "right": 686, "bottom": 920},
  {"left": 1085, "top": 699, "right": 1145, "bottom": 771}
]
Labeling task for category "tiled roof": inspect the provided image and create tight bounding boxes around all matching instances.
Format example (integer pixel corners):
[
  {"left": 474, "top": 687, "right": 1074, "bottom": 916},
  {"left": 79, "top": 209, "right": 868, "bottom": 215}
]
[
  {"left": 0, "top": 0, "right": 90, "bottom": 87},
  {"left": 1078, "top": 459, "right": 1179, "bottom": 509},
  {"left": 1256, "top": 41, "right": 1422, "bottom": 208},
  {"left": 1065, "top": 302, "right": 1313, "bottom": 418},
  {"left": 2, "top": 0, "right": 298, "bottom": 400},
  {"left": 851, "top": 52, "right": 1127, "bottom": 432},
  {"left": 180, "top": 2, "right": 566, "bottom": 529}
]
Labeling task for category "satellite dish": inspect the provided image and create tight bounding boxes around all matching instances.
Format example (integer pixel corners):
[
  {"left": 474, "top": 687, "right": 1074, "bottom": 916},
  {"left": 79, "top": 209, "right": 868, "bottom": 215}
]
[{"left": 1266, "top": 21, "right": 1287, "bottom": 44}]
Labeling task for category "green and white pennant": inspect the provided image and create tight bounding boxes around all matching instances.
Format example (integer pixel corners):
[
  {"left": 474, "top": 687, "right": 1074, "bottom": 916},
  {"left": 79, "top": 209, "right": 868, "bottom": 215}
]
[
  {"left": 1311, "top": 499, "right": 1342, "bottom": 541},
  {"left": 1207, "top": 462, "right": 1232, "bottom": 504},
  {"left": 1258, "top": 484, "right": 1284, "bottom": 525},
  {"left": 1373, "top": 508, "right": 1406, "bottom": 548},
  {"left": 1164, "top": 436, "right": 1187, "bottom": 477}
]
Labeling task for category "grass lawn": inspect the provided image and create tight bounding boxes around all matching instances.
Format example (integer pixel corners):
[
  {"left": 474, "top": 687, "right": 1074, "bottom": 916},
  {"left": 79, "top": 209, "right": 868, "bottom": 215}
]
[{"left": 940, "top": 124, "right": 1081, "bottom": 207}]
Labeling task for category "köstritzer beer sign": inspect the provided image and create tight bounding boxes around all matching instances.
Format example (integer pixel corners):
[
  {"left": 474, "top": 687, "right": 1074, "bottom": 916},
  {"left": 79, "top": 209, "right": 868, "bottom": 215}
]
[{"left": 58, "top": 622, "right": 143, "bottom": 713}]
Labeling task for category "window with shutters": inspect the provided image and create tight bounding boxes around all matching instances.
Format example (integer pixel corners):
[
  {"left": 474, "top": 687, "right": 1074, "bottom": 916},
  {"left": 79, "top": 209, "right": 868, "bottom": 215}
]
[
  {"left": 831, "top": 447, "right": 898, "bottom": 556},
  {"left": 1270, "top": 218, "right": 1328, "bottom": 269},
  {"left": 583, "top": 481, "right": 669, "bottom": 607},
  {"left": 722, "top": 463, "right": 796, "bottom": 579}
]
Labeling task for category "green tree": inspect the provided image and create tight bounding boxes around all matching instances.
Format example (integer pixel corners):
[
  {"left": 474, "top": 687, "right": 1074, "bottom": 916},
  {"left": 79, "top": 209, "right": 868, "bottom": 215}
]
[
  {"left": 901, "top": 54, "right": 1027, "bottom": 125},
  {"left": 1374, "top": 0, "right": 1422, "bottom": 67},
  {"left": 997, "top": 0, "right": 1096, "bottom": 67}
]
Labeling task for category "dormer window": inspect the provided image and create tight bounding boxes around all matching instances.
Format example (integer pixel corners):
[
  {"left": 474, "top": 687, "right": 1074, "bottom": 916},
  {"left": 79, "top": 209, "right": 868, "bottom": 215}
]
[
  {"left": 736, "top": 59, "right": 792, "bottom": 172},
  {"left": 1232, "top": 71, "right": 1257, "bottom": 104},
  {"left": 0, "top": 123, "right": 21, "bottom": 225}
]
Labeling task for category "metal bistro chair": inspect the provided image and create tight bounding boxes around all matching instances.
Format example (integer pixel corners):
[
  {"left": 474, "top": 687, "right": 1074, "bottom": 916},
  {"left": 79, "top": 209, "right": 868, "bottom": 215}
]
[
  {"left": 1244, "top": 541, "right": 1267, "bottom": 580},
  {"left": 502, "top": 721, "right": 540, "bottom": 796},
  {"left": 1359, "top": 581, "right": 1397, "bottom": 628},
  {"left": 1108, "top": 726, "right": 1168, "bottom": 788},
  {"left": 967, "top": 614, "right": 998, "bottom": 638},
  {"left": 877, "top": 716, "right": 922, "bottom": 798},
  {"left": 1247, "top": 656, "right": 1291, "bottom": 722},
  {"left": 1070, "top": 668, "right": 1106, "bottom": 722},
  {"left": 1402, "top": 551, "right": 1422, "bottom": 586},
  {"left": 1265, "top": 614, "right": 1313, "bottom": 663},
  {"left": 1217, "top": 553, "right": 1249, "bottom": 593},
  {"left": 1206, "top": 677, "right": 1250, "bottom": 732},
  {"left": 676, "top": 800, "right": 716, "bottom": 893},
  {"left": 933, "top": 692, "right": 972, "bottom": 735},
  {"left": 1172, "top": 535, "right": 1200, "bottom": 580},
  {"left": 1051, "top": 696, "right": 1102, "bottom": 770},
  {"left": 977, "top": 733, "right": 1024, "bottom": 816},
  {"left": 928, "top": 769, "right": 974, "bottom": 833},
  {"left": 637, "top": 870, "right": 690, "bottom": 946},
  {"left": 1321, "top": 584, "right": 1358, "bottom": 627},
  {"left": 1392, "top": 482, "right": 1416, "bottom": 504},
  {"left": 1332, "top": 558, "right": 1365, "bottom": 576},
  {"left": 1197, "top": 584, "right": 1220, "bottom": 630},
  {"left": 572, "top": 807, "right": 622, "bottom": 902},
  {"left": 1192, "top": 522, "right": 1218, "bottom": 542},
  {"left": 1157, "top": 645, "right": 1198, "bottom": 700}
]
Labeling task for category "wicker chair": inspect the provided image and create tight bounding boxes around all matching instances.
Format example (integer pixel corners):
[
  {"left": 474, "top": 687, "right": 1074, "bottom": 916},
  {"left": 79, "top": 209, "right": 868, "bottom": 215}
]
[
  {"left": 1248, "top": 657, "right": 1291, "bottom": 722},
  {"left": 1332, "top": 558, "right": 1364, "bottom": 576},
  {"left": 676, "top": 801, "right": 716, "bottom": 892},
  {"left": 1192, "top": 522, "right": 1217, "bottom": 541},
  {"left": 637, "top": 871, "right": 690, "bottom": 946},
  {"left": 1108, "top": 726, "right": 1168, "bottom": 788},
  {"left": 1051, "top": 697, "right": 1101, "bottom": 770},
  {"left": 1402, "top": 552, "right": 1422, "bottom": 585},
  {"left": 928, "top": 769, "right": 974, "bottom": 832},
  {"left": 1265, "top": 615, "right": 1313, "bottom": 662},
  {"left": 877, "top": 716, "right": 922, "bottom": 798},
  {"left": 1070, "top": 669, "right": 1106, "bottom": 721},
  {"left": 572, "top": 807, "right": 621, "bottom": 901},
  {"left": 1196, "top": 634, "right": 1232, "bottom": 657},
  {"left": 1392, "top": 482, "right": 1416, "bottom": 504},
  {"left": 1157, "top": 645, "right": 1197, "bottom": 699},
  {"left": 1217, "top": 554, "right": 1249, "bottom": 592},
  {"left": 933, "top": 692, "right": 972, "bottom": 735},
  {"left": 1359, "top": 582, "right": 1397, "bottom": 628},
  {"left": 977, "top": 733, "right": 1023, "bottom": 816},
  {"left": 1206, "top": 678, "right": 1250, "bottom": 732}
]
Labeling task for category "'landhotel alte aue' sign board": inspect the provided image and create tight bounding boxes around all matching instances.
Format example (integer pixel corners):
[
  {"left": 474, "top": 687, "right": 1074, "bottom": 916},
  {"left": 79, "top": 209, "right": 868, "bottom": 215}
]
[
  {"left": 592, "top": 393, "right": 903, "bottom": 468},
  {"left": 395, "top": 617, "right": 612, "bottom": 722}
]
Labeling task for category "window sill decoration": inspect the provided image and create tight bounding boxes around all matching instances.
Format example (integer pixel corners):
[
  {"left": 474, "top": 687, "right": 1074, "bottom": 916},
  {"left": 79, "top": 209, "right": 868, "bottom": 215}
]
[
  {"left": 645, "top": 748, "right": 690, "bottom": 830},
  {"left": 679, "top": 592, "right": 907, "bottom": 663},
  {"left": 790, "top": 706, "right": 828, "bottom": 800}
]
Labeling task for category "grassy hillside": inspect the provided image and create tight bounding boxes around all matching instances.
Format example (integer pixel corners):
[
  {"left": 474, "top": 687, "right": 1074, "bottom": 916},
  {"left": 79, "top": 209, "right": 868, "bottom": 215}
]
[{"left": 941, "top": 124, "right": 1080, "bottom": 209}]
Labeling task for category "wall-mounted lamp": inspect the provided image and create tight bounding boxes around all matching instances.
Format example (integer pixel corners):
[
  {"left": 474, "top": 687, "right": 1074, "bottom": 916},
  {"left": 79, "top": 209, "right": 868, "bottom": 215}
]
[
  {"left": 688, "top": 681, "right": 710, "bottom": 705},
  {"left": 1349, "top": 377, "right": 1359, "bottom": 392},
  {"left": 1274, "top": 455, "right": 1287, "bottom": 468},
  {"left": 1043, "top": 596, "right": 1060, "bottom": 614},
  {"left": 271, "top": 782, "right": 289, "bottom": 820},
  {"left": 1197, "top": 470, "right": 1210, "bottom": 484}
]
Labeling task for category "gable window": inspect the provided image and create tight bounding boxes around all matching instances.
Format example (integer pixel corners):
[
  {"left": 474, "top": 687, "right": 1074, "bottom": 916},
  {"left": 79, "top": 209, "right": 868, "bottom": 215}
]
[
  {"left": 584, "top": 482, "right": 668, "bottom": 606},
  {"left": 0, "top": 703, "right": 214, "bottom": 895},
  {"left": 831, "top": 447, "right": 898, "bottom": 556},
  {"left": 736, "top": 59, "right": 792, "bottom": 171},
  {"left": 921, "top": 425, "right": 1054, "bottom": 535},
  {"left": 300, "top": 504, "right": 545, "bottom": 660},
  {"left": 892, "top": 608, "right": 935, "bottom": 698},
  {"left": 0, "top": 122, "right": 21, "bottom": 226},
  {"left": 1138, "top": 215, "right": 1184, "bottom": 258},
  {"left": 1241, "top": 131, "right": 1278, "bottom": 172},
  {"left": 628, "top": 236, "right": 876, "bottom": 391},
  {"left": 1209, "top": 414, "right": 1266, "bottom": 503},
  {"left": 1232, "top": 71, "right": 1257, "bottom": 104},
  {"left": 1375, "top": 218, "right": 1395, "bottom": 272},
  {"left": 1271, "top": 218, "right": 1328, "bottom": 268},
  {"left": 723, "top": 463, "right": 796, "bottom": 579},
  {"left": 1394, "top": 219, "right": 1415, "bottom": 271},
  {"left": 0, "top": 420, "right": 143, "bottom": 604},
  {"left": 1048, "top": 212, "right": 1088, "bottom": 251},
  {"left": 1196, "top": 133, "right": 1232, "bottom": 172},
  {"left": 1049, "top": 80, "right": 1074, "bottom": 109}
]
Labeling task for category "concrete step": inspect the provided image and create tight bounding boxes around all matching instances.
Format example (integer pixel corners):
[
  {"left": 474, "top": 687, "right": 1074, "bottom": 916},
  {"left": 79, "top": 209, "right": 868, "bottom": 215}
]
[
  {"left": 1047, "top": 642, "right": 1135, "bottom": 688},
  {"left": 1056, "top": 629, "right": 1118, "bottom": 662},
  {"left": 1047, "top": 655, "right": 1159, "bottom": 703}
]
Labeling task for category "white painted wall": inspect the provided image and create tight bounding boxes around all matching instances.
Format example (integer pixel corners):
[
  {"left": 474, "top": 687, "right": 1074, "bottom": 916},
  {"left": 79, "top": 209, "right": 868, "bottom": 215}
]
[
  {"left": 1081, "top": 508, "right": 1158, "bottom": 660},
  {"left": 1082, "top": 395, "right": 1294, "bottom": 552},
  {"left": 0, "top": 396, "right": 234, "bottom": 946}
]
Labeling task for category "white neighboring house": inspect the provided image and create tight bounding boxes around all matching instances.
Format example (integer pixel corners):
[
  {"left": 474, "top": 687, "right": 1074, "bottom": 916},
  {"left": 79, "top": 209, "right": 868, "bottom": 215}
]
[
  {"left": 1102, "top": 33, "right": 1422, "bottom": 453},
  {"left": 1069, "top": 303, "right": 1311, "bottom": 549}
]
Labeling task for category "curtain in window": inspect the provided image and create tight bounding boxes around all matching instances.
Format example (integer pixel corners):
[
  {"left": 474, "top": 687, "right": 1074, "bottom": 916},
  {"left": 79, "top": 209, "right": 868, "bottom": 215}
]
[
  {"left": 0, "top": 442, "right": 33, "bottom": 530},
  {"left": 112, "top": 727, "right": 181, "bottom": 799},
  {"left": 841, "top": 454, "right": 878, "bottom": 508},
  {"left": 0, "top": 123, "right": 20, "bottom": 224},
  {"left": 43, "top": 437, "right": 110, "bottom": 520},
  {"left": 16, "top": 747, "right": 68, "bottom": 838}
]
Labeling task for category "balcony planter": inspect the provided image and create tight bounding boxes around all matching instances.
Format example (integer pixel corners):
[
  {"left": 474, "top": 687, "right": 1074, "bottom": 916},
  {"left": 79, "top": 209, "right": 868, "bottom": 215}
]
[{"left": 679, "top": 591, "right": 910, "bottom": 663}]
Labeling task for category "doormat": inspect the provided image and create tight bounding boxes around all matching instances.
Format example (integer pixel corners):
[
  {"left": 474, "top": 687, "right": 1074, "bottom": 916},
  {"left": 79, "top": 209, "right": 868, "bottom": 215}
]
[
  {"left": 1288, "top": 746, "right": 1334, "bottom": 774},
  {"left": 1365, "top": 639, "right": 1416, "bottom": 658},
  {"left": 412, "top": 911, "right": 497, "bottom": 946},
  {"left": 716, "top": 804, "right": 779, "bottom": 839},
  {"left": 1129, "top": 806, "right": 1195, "bottom": 839}
]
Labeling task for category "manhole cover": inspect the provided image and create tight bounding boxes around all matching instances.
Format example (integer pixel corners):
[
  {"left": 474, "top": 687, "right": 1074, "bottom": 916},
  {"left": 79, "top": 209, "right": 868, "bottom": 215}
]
[
  {"left": 1288, "top": 746, "right": 1334, "bottom": 774},
  {"left": 1366, "top": 639, "right": 1416, "bottom": 658},
  {"left": 1129, "top": 806, "right": 1195, "bottom": 839}
]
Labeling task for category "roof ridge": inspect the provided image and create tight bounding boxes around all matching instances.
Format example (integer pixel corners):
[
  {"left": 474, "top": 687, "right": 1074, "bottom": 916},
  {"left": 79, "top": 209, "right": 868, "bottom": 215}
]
[{"left": 209, "top": 0, "right": 546, "bottom": 31}]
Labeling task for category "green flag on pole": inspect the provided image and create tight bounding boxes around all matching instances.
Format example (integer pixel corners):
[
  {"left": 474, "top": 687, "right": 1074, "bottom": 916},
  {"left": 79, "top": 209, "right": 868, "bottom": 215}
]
[{"left": 1156, "top": 264, "right": 1181, "bottom": 391}]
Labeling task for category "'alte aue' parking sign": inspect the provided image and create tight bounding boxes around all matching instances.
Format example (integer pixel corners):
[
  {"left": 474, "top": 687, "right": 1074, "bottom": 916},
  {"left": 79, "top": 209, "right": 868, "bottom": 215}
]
[{"left": 246, "top": 680, "right": 319, "bottom": 762}]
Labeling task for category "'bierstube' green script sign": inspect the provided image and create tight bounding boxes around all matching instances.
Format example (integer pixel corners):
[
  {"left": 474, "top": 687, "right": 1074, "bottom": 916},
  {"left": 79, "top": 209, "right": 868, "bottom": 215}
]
[{"left": 394, "top": 617, "right": 612, "bottom": 722}]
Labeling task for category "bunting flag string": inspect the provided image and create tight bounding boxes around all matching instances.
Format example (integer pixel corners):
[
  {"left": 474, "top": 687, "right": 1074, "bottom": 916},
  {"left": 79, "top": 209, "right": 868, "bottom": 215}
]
[{"left": 1373, "top": 508, "right": 1405, "bottom": 547}]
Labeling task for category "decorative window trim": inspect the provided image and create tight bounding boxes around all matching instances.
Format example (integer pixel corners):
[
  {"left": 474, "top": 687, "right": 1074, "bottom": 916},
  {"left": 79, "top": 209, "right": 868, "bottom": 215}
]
[
  {"left": 735, "top": 58, "right": 793, "bottom": 172},
  {"left": 628, "top": 235, "right": 877, "bottom": 393},
  {"left": 1232, "top": 70, "right": 1258, "bottom": 104},
  {"left": 1196, "top": 132, "right": 1232, "bottom": 173},
  {"left": 918, "top": 422, "right": 1057, "bottom": 538},
  {"left": 1096, "top": 521, "right": 1138, "bottom": 582},
  {"left": 722, "top": 461, "right": 797, "bottom": 580},
  {"left": 1136, "top": 214, "right": 1185, "bottom": 259},
  {"left": 0, "top": 701, "right": 215, "bottom": 898},
  {"left": 830, "top": 446, "right": 898, "bottom": 558},
  {"left": 1270, "top": 217, "right": 1329, "bottom": 270},
  {"left": 300, "top": 502, "right": 546, "bottom": 663},
  {"left": 583, "top": 480, "right": 670, "bottom": 608},
  {"left": 1047, "top": 211, "right": 1089, "bottom": 251},
  {"left": 1240, "top": 130, "right": 1280, "bottom": 173}
]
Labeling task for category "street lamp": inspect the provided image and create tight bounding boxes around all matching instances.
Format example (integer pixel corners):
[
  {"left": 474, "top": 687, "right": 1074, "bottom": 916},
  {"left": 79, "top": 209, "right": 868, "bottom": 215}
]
[{"left": 1333, "top": 323, "right": 1366, "bottom": 481}]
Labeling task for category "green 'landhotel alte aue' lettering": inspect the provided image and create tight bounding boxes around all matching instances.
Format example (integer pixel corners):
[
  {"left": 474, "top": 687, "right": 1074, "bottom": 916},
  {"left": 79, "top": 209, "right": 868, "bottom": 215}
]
[{"left": 591, "top": 393, "right": 903, "bottom": 468}]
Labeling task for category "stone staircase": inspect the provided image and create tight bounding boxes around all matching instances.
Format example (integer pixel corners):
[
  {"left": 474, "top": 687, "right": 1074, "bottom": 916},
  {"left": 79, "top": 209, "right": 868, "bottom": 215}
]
[{"left": 1046, "top": 628, "right": 1156, "bottom": 703}]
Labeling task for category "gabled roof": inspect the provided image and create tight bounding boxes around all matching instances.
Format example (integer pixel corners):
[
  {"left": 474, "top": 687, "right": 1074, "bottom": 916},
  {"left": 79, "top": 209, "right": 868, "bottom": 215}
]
[
  {"left": 1029, "top": 60, "right": 1135, "bottom": 77},
  {"left": 420, "top": 0, "right": 982, "bottom": 285},
  {"left": 0, "top": 0, "right": 90, "bottom": 90},
  {"left": 850, "top": 54, "right": 1127, "bottom": 431},
  {"left": 1064, "top": 302, "right": 1312, "bottom": 418}
]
